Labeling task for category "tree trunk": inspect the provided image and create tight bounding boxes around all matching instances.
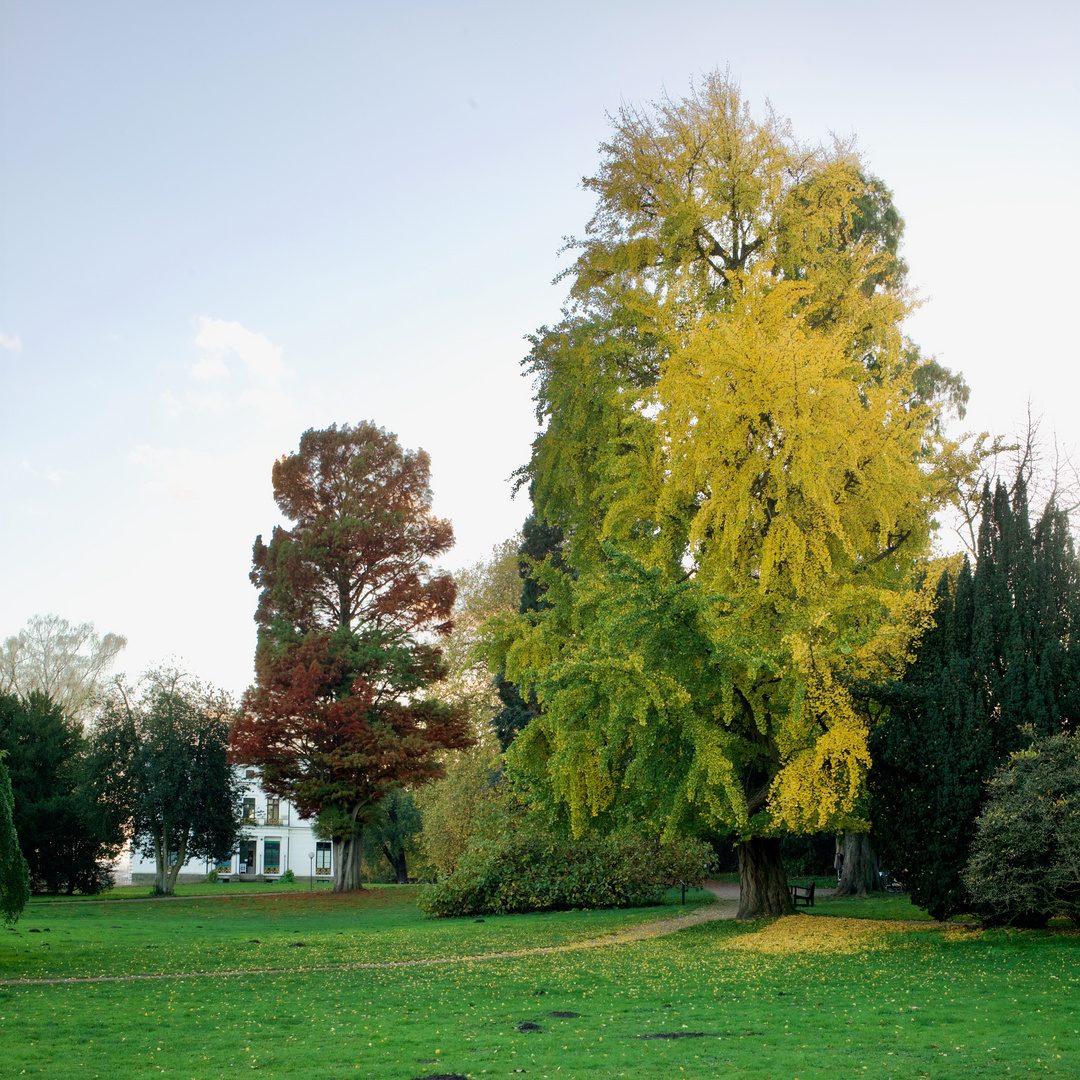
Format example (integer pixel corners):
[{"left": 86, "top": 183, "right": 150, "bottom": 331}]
[
  {"left": 166, "top": 837, "right": 187, "bottom": 896},
  {"left": 154, "top": 835, "right": 186, "bottom": 895},
  {"left": 834, "top": 831, "right": 882, "bottom": 897},
  {"left": 382, "top": 844, "right": 409, "bottom": 884},
  {"left": 737, "top": 836, "right": 793, "bottom": 919},
  {"left": 333, "top": 832, "right": 365, "bottom": 891},
  {"left": 154, "top": 836, "right": 168, "bottom": 895}
]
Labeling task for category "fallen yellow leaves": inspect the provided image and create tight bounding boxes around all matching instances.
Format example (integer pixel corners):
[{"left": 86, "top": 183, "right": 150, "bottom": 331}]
[{"left": 717, "top": 916, "right": 903, "bottom": 956}]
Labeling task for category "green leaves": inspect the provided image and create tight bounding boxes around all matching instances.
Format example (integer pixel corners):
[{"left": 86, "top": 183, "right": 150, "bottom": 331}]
[
  {"left": 88, "top": 670, "right": 242, "bottom": 896},
  {"left": 964, "top": 731, "right": 1080, "bottom": 926},
  {"left": 419, "top": 831, "right": 711, "bottom": 917},
  {"left": 496, "top": 75, "right": 977, "bottom": 916},
  {"left": 0, "top": 754, "right": 30, "bottom": 923},
  {"left": 871, "top": 473, "right": 1080, "bottom": 920}
]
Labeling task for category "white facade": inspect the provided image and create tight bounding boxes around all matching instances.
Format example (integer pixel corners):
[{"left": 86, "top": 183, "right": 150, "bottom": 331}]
[{"left": 128, "top": 769, "right": 334, "bottom": 883}]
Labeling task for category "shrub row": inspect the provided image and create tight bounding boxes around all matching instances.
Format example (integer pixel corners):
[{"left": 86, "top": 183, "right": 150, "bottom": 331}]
[{"left": 418, "top": 831, "right": 710, "bottom": 917}]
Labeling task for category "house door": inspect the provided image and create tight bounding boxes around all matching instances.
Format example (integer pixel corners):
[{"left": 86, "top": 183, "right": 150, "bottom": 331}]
[{"left": 238, "top": 839, "right": 257, "bottom": 875}]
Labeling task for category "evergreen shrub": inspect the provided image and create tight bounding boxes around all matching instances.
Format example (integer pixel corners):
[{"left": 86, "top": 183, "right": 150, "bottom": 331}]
[
  {"left": 418, "top": 832, "right": 710, "bottom": 916},
  {"left": 963, "top": 731, "right": 1080, "bottom": 927}
]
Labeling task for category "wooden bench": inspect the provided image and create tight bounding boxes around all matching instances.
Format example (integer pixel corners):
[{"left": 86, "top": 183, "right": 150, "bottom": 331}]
[{"left": 789, "top": 880, "right": 815, "bottom": 907}]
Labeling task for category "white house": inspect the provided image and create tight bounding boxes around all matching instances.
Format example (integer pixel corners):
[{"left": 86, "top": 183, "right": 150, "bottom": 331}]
[{"left": 127, "top": 769, "right": 333, "bottom": 884}]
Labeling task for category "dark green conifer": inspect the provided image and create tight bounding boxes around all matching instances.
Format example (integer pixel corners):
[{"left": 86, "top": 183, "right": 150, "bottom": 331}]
[
  {"left": 0, "top": 693, "right": 119, "bottom": 895},
  {"left": 0, "top": 754, "right": 31, "bottom": 923},
  {"left": 491, "top": 512, "right": 565, "bottom": 751},
  {"left": 870, "top": 471, "right": 1080, "bottom": 919},
  {"left": 870, "top": 562, "right": 989, "bottom": 919}
]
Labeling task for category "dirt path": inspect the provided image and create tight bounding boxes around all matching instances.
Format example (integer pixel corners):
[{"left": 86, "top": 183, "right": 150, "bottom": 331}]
[{"left": 1, "top": 891, "right": 739, "bottom": 988}]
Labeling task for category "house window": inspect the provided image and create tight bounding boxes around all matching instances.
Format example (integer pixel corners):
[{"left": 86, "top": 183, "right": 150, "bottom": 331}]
[
  {"left": 215, "top": 854, "right": 233, "bottom": 874},
  {"left": 265, "top": 797, "right": 280, "bottom": 826},
  {"left": 315, "top": 842, "right": 332, "bottom": 875},
  {"left": 263, "top": 840, "right": 280, "bottom": 875},
  {"left": 242, "top": 797, "right": 256, "bottom": 823},
  {"left": 245, "top": 769, "right": 256, "bottom": 779}
]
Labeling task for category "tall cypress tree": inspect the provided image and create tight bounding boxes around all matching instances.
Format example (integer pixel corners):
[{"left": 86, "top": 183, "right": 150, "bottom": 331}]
[
  {"left": 1030, "top": 503, "right": 1080, "bottom": 729},
  {"left": 0, "top": 754, "right": 31, "bottom": 924},
  {"left": 869, "top": 561, "right": 989, "bottom": 919},
  {"left": 870, "top": 473, "right": 1080, "bottom": 919}
]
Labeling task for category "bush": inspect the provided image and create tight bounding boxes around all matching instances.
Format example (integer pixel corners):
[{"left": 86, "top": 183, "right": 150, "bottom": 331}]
[
  {"left": 205, "top": 869, "right": 219, "bottom": 883},
  {"left": 418, "top": 832, "right": 710, "bottom": 917},
  {"left": 963, "top": 732, "right": 1080, "bottom": 927},
  {"left": 280, "top": 868, "right": 296, "bottom": 884}
]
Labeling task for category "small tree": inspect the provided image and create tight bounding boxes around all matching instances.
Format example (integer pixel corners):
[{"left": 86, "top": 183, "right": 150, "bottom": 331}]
[
  {"left": 363, "top": 788, "right": 423, "bottom": 883},
  {"left": 416, "top": 742, "right": 504, "bottom": 877},
  {"left": 439, "top": 536, "right": 524, "bottom": 731},
  {"left": 0, "top": 753, "right": 31, "bottom": 923},
  {"left": 88, "top": 669, "right": 243, "bottom": 895},
  {"left": 0, "top": 692, "right": 119, "bottom": 894},
  {"left": 963, "top": 732, "right": 1080, "bottom": 927}
]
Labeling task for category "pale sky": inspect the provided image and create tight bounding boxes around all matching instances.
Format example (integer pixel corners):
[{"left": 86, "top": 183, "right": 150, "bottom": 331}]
[{"left": 2, "top": 0, "right": 1077, "bottom": 698}]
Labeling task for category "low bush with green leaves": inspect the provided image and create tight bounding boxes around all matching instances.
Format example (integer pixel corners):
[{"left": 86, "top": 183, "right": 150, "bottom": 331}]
[
  {"left": 419, "top": 831, "right": 710, "bottom": 916},
  {"left": 963, "top": 731, "right": 1080, "bottom": 927}
]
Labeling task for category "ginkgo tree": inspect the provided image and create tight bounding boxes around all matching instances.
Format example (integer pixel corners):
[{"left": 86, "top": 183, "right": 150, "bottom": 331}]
[{"left": 486, "top": 72, "right": 980, "bottom": 918}]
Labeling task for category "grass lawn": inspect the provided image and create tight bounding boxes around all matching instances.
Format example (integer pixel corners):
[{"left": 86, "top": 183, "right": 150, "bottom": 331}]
[
  {"left": 25, "top": 880, "right": 338, "bottom": 903},
  {"left": 810, "top": 893, "right": 971, "bottom": 923},
  {"left": 3, "top": 885, "right": 716, "bottom": 981},
  {"left": 2, "top": 887, "right": 1077, "bottom": 1079}
]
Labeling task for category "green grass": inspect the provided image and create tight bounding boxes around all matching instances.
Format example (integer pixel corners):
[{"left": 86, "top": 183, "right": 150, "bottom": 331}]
[
  {"left": 26, "top": 880, "right": 338, "bottom": 902},
  {"left": 2, "top": 887, "right": 1078, "bottom": 1078},
  {"left": 3, "top": 885, "right": 714, "bottom": 981},
  {"left": 810, "top": 893, "right": 967, "bottom": 922}
]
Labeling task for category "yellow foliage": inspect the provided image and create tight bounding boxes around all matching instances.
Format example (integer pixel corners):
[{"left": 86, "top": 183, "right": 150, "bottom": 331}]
[
  {"left": 488, "top": 73, "right": 984, "bottom": 846},
  {"left": 415, "top": 741, "right": 503, "bottom": 877}
]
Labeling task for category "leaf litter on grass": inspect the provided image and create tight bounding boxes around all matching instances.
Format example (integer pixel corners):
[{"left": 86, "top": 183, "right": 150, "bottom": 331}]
[
  {"left": 716, "top": 914, "right": 903, "bottom": 955},
  {"left": 5, "top": 892, "right": 1079, "bottom": 1079}
]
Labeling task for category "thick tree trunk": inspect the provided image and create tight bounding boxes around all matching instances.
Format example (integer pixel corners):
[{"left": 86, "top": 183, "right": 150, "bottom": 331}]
[
  {"left": 737, "top": 836, "right": 793, "bottom": 919},
  {"left": 333, "top": 832, "right": 365, "bottom": 891},
  {"left": 383, "top": 844, "right": 409, "bottom": 884},
  {"left": 834, "top": 832, "right": 882, "bottom": 897}
]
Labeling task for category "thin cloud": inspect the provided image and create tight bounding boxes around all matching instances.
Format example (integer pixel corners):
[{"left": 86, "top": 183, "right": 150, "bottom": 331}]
[
  {"left": 191, "top": 353, "right": 230, "bottom": 381},
  {"left": 0, "top": 331, "right": 23, "bottom": 354},
  {"left": 194, "top": 317, "right": 286, "bottom": 389},
  {"left": 20, "top": 459, "right": 70, "bottom": 485},
  {"left": 188, "top": 316, "right": 295, "bottom": 422}
]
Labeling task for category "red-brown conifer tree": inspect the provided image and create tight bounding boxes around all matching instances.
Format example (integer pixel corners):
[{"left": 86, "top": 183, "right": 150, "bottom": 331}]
[{"left": 230, "top": 423, "right": 471, "bottom": 890}]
